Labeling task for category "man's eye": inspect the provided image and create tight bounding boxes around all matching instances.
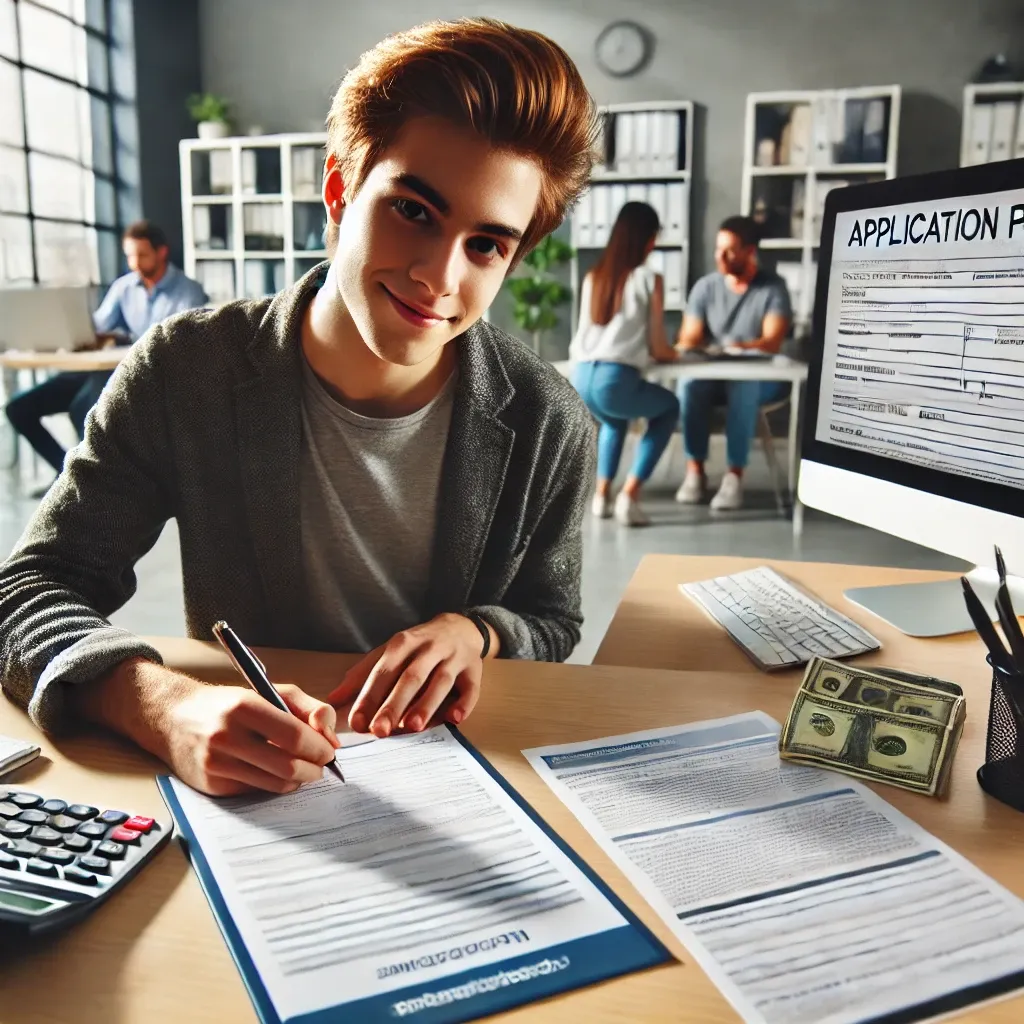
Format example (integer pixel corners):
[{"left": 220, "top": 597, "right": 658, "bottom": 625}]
[{"left": 394, "top": 198, "right": 428, "bottom": 222}]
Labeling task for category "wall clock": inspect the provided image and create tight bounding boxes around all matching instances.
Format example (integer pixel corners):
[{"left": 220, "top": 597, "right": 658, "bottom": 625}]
[{"left": 594, "top": 20, "right": 653, "bottom": 78}]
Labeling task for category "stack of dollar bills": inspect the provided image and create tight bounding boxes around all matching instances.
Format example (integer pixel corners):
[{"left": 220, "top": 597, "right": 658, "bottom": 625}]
[{"left": 779, "top": 657, "right": 967, "bottom": 797}]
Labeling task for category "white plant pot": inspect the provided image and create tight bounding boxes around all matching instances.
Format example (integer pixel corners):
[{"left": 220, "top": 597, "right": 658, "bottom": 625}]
[{"left": 197, "top": 120, "right": 229, "bottom": 140}]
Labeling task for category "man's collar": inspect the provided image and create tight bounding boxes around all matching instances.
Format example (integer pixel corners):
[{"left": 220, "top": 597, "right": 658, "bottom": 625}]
[{"left": 131, "top": 262, "right": 180, "bottom": 292}]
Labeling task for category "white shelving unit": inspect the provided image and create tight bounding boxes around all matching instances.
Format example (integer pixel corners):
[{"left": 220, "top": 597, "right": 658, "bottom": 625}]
[
  {"left": 741, "top": 86, "right": 901, "bottom": 330},
  {"left": 569, "top": 100, "right": 694, "bottom": 337},
  {"left": 961, "top": 82, "right": 1024, "bottom": 167},
  {"left": 180, "top": 132, "right": 329, "bottom": 304}
]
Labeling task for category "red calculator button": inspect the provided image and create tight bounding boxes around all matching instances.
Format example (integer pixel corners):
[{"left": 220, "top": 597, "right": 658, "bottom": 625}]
[
  {"left": 108, "top": 826, "right": 142, "bottom": 844},
  {"left": 123, "top": 816, "right": 155, "bottom": 833}
]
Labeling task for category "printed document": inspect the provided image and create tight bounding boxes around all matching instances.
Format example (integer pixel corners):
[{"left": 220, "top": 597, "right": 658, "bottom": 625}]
[
  {"left": 525, "top": 711, "right": 1024, "bottom": 1024},
  {"left": 164, "top": 726, "right": 663, "bottom": 1022}
]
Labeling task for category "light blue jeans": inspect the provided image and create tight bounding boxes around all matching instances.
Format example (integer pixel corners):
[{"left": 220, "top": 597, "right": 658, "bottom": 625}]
[
  {"left": 678, "top": 379, "right": 789, "bottom": 469},
  {"left": 573, "top": 361, "right": 680, "bottom": 482}
]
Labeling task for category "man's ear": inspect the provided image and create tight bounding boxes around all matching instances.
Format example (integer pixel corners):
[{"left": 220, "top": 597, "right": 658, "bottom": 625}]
[{"left": 323, "top": 155, "right": 345, "bottom": 224}]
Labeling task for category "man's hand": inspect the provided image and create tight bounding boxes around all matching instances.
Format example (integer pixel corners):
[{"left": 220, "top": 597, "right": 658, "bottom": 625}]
[
  {"left": 326, "top": 613, "right": 492, "bottom": 738},
  {"left": 74, "top": 658, "right": 340, "bottom": 796}
]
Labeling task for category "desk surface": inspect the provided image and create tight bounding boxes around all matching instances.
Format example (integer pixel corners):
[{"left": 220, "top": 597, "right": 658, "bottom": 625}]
[
  {"left": 552, "top": 356, "right": 808, "bottom": 383},
  {"left": 2, "top": 563, "right": 1022, "bottom": 1022},
  {"left": 0, "top": 347, "right": 131, "bottom": 372}
]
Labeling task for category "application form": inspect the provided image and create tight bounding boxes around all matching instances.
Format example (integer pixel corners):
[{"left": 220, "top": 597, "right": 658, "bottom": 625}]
[
  {"left": 525, "top": 712, "right": 1024, "bottom": 1024},
  {"left": 817, "top": 185, "right": 1024, "bottom": 488},
  {"left": 161, "top": 726, "right": 667, "bottom": 1023}
]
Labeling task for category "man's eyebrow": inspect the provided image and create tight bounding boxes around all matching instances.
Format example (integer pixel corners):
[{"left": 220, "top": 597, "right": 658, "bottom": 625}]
[{"left": 393, "top": 173, "right": 525, "bottom": 243}]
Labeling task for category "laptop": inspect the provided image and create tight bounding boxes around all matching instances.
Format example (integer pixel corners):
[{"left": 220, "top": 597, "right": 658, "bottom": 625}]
[{"left": 0, "top": 286, "right": 97, "bottom": 352}]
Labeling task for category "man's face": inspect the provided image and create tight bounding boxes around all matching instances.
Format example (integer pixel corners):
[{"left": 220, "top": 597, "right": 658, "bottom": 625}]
[
  {"left": 124, "top": 238, "right": 166, "bottom": 280},
  {"left": 329, "top": 115, "right": 543, "bottom": 367},
  {"left": 714, "top": 230, "right": 753, "bottom": 277}
]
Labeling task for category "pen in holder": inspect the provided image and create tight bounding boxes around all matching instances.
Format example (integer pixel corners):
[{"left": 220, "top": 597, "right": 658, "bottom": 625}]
[{"left": 977, "top": 655, "right": 1024, "bottom": 813}]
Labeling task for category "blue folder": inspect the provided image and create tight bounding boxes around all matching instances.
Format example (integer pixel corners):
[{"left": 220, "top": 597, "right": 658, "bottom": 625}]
[{"left": 157, "top": 726, "right": 673, "bottom": 1023}]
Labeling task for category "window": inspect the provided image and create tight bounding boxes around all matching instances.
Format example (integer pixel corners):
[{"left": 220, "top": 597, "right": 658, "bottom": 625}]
[{"left": 0, "top": 0, "right": 122, "bottom": 287}]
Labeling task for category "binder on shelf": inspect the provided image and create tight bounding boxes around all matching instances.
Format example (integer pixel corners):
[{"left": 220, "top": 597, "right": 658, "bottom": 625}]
[
  {"left": 241, "top": 150, "right": 257, "bottom": 194},
  {"left": 594, "top": 113, "right": 611, "bottom": 175},
  {"left": 788, "top": 103, "right": 813, "bottom": 166},
  {"left": 810, "top": 96, "right": 832, "bottom": 166},
  {"left": 664, "top": 250, "right": 683, "bottom": 308},
  {"left": 663, "top": 110, "right": 680, "bottom": 173},
  {"left": 647, "top": 183, "right": 667, "bottom": 235},
  {"left": 666, "top": 182, "right": 686, "bottom": 247},
  {"left": 626, "top": 182, "right": 647, "bottom": 204},
  {"left": 633, "top": 111, "right": 650, "bottom": 177},
  {"left": 968, "top": 103, "right": 995, "bottom": 165},
  {"left": 841, "top": 98, "right": 867, "bottom": 163},
  {"left": 614, "top": 112, "right": 634, "bottom": 175},
  {"left": 209, "top": 150, "right": 233, "bottom": 195},
  {"left": 861, "top": 98, "right": 888, "bottom": 163},
  {"left": 192, "top": 206, "right": 211, "bottom": 249},
  {"left": 1015, "top": 98, "right": 1024, "bottom": 159},
  {"left": 575, "top": 187, "right": 593, "bottom": 248},
  {"left": 609, "top": 184, "right": 628, "bottom": 229},
  {"left": 593, "top": 185, "right": 611, "bottom": 247},
  {"left": 790, "top": 178, "right": 806, "bottom": 241},
  {"left": 649, "top": 113, "right": 664, "bottom": 175},
  {"left": 990, "top": 101, "right": 1018, "bottom": 162}
]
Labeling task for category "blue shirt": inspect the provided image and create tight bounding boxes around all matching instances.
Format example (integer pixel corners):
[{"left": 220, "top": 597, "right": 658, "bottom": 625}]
[{"left": 92, "top": 264, "right": 208, "bottom": 341}]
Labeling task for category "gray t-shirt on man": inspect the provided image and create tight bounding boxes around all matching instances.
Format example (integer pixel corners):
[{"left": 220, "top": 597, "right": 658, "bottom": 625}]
[
  {"left": 299, "top": 354, "right": 456, "bottom": 652},
  {"left": 686, "top": 269, "right": 792, "bottom": 343}
]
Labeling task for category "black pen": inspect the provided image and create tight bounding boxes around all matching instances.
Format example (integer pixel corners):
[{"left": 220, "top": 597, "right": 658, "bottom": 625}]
[
  {"left": 995, "top": 545, "right": 1008, "bottom": 586},
  {"left": 212, "top": 620, "right": 345, "bottom": 783},
  {"left": 961, "top": 576, "right": 1014, "bottom": 673}
]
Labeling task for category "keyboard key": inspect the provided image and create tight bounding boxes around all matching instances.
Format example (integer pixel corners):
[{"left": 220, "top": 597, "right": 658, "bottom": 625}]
[
  {"left": 61, "top": 834, "right": 91, "bottom": 853},
  {"left": 6, "top": 840, "right": 41, "bottom": 859},
  {"left": 29, "top": 826, "right": 63, "bottom": 847},
  {"left": 124, "top": 816, "right": 155, "bottom": 833},
  {"left": 40, "top": 848, "right": 75, "bottom": 866},
  {"left": 0, "top": 821, "right": 31, "bottom": 839},
  {"left": 9, "top": 792, "right": 42, "bottom": 809},
  {"left": 63, "top": 866, "right": 97, "bottom": 886},
  {"left": 0, "top": 850, "right": 18, "bottom": 870},
  {"left": 96, "top": 810, "right": 129, "bottom": 826},
  {"left": 49, "top": 814, "right": 82, "bottom": 833},
  {"left": 39, "top": 799, "right": 67, "bottom": 815},
  {"left": 16, "top": 809, "right": 48, "bottom": 826},
  {"left": 108, "top": 826, "right": 141, "bottom": 845},
  {"left": 65, "top": 804, "right": 99, "bottom": 821},
  {"left": 0, "top": 801, "right": 21, "bottom": 819},
  {"left": 26, "top": 859, "right": 58, "bottom": 877},
  {"left": 95, "top": 841, "right": 125, "bottom": 860},
  {"left": 78, "top": 855, "right": 110, "bottom": 874},
  {"left": 77, "top": 822, "right": 108, "bottom": 840}
]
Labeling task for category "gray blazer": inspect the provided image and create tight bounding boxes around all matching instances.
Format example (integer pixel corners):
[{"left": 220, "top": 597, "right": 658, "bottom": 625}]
[{"left": 0, "top": 269, "right": 596, "bottom": 734}]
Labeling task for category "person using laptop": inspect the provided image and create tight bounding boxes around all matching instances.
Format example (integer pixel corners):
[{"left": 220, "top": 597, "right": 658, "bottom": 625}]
[
  {"left": 4, "top": 220, "right": 207, "bottom": 480},
  {"left": 674, "top": 215, "right": 792, "bottom": 511},
  {"left": 0, "top": 18, "right": 598, "bottom": 798}
]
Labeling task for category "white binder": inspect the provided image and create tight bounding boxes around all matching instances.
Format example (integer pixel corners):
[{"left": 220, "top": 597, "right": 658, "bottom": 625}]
[
  {"left": 990, "top": 101, "right": 1018, "bottom": 162},
  {"left": 574, "top": 188, "right": 594, "bottom": 248},
  {"left": 663, "top": 111, "right": 680, "bottom": 173},
  {"left": 633, "top": 111, "right": 650, "bottom": 176},
  {"left": 609, "top": 184, "right": 628, "bottom": 230},
  {"left": 646, "top": 183, "right": 667, "bottom": 234},
  {"left": 626, "top": 183, "right": 647, "bottom": 204},
  {"left": 788, "top": 104, "right": 813, "bottom": 167},
  {"left": 614, "top": 112, "right": 634, "bottom": 175},
  {"left": 664, "top": 250, "right": 683, "bottom": 309},
  {"left": 968, "top": 103, "right": 994, "bottom": 165},
  {"left": 593, "top": 185, "right": 611, "bottom": 247},
  {"left": 1015, "top": 99, "right": 1024, "bottom": 159},
  {"left": 649, "top": 113, "right": 664, "bottom": 176},
  {"left": 666, "top": 182, "right": 686, "bottom": 246}
]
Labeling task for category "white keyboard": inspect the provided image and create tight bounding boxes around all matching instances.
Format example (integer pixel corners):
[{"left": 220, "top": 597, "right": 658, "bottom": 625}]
[{"left": 681, "top": 566, "right": 881, "bottom": 671}]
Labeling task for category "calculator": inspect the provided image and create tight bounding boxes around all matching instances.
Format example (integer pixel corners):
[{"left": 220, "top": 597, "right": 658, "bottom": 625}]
[{"left": 0, "top": 785, "right": 172, "bottom": 937}]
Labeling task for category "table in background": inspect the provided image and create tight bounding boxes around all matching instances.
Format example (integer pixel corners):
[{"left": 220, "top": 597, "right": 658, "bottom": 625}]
[
  {"left": 2, "top": 622, "right": 1022, "bottom": 1021},
  {"left": 0, "top": 347, "right": 132, "bottom": 373}
]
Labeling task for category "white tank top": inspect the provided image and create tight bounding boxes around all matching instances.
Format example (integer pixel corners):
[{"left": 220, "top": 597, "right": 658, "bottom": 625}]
[{"left": 569, "top": 264, "right": 656, "bottom": 370}]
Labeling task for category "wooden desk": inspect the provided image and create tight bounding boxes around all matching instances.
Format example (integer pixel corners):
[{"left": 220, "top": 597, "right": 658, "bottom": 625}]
[
  {"left": 0, "top": 347, "right": 131, "bottom": 373},
  {"left": 2, "top": 627, "right": 1022, "bottom": 1022}
]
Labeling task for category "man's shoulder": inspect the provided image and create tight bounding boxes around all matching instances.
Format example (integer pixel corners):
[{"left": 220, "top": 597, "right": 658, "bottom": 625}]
[{"left": 691, "top": 271, "right": 724, "bottom": 298}]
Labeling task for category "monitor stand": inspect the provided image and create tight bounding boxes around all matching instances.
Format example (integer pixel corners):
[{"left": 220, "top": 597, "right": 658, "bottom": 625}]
[{"left": 844, "top": 567, "right": 1024, "bottom": 638}]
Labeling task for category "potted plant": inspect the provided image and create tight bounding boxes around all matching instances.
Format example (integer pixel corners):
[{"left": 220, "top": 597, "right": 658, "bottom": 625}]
[
  {"left": 504, "top": 233, "right": 574, "bottom": 356},
  {"left": 187, "top": 93, "right": 232, "bottom": 140}
]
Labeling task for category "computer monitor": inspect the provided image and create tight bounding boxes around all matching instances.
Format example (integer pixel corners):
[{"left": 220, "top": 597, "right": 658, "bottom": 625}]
[
  {"left": 0, "top": 286, "right": 96, "bottom": 352},
  {"left": 799, "top": 159, "right": 1024, "bottom": 637}
]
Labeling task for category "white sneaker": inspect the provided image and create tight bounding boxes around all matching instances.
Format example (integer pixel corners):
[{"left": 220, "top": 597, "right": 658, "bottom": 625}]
[
  {"left": 591, "top": 492, "right": 612, "bottom": 519},
  {"left": 710, "top": 472, "right": 744, "bottom": 511},
  {"left": 614, "top": 492, "right": 650, "bottom": 527},
  {"left": 675, "top": 470, "right": 707, "bottom": 505}
]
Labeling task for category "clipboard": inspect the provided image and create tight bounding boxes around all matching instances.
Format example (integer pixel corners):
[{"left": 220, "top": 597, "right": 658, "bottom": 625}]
[{"left": 157, "top": 726, "right": 672, "bottom": 1024}]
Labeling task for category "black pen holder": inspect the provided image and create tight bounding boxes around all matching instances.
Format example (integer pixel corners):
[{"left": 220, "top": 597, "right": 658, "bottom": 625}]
[{"left": 977, "top": 658, "right": 1024, "bottom": 813}]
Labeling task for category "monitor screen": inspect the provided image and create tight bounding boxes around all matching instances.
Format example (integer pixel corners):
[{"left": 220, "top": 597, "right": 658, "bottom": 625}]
[{"left": 805, "top": 167, "right": 1024, "bottom": 521}]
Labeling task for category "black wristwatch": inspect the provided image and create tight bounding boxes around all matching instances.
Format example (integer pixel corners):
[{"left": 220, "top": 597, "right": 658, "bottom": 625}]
[{"left": 465, "top": 612, "right": 491, "bottom": 659}]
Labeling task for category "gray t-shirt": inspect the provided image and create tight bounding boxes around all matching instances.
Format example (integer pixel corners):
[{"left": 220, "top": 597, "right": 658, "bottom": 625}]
[
  {"left": 687, "top": 270, "right": 792, "bottom": 343},
  {"left": 299, "top": 355, "right": 456, "bottom": 652}
]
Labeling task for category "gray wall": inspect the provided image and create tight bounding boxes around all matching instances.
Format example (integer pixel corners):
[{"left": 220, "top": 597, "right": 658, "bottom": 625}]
[{"left": 199, "top": 0, "right": 1024, "bottom": 351}]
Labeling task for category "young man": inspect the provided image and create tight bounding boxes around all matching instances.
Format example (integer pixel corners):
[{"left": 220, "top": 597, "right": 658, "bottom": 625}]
[
  {"left": 674, "top": 215, "right": 792, "bottom": 510},
  {"left": 0, "top": 19, "right": 598, "bottom": 797},
  {"left": 5, "top": 221, "right": 207, "bottom": 480}
]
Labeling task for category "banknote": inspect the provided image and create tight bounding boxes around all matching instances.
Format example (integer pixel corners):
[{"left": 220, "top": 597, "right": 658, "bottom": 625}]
[{"left": 779, "top": 658, "right": 966, "bottom": 797}]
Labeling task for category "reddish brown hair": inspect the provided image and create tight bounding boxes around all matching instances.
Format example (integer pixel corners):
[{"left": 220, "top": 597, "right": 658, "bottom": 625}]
[
  {"left": 589, "top": 202, "right": 660, "bottom": 325},
  {"left": 325, "top": 18, "right": 599, "bottom": 268}
]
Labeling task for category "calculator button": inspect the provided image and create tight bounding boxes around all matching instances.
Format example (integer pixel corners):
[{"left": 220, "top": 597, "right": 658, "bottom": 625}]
[
  {"left": 16, "top": 809, "right": 48, "bottom": 826},
  {"left": 124, "top": 816, "right": 155, "bottom": 833},
  {"left": 65, "top": 804, "right": 99, "bottom": 820},
  {"left": 26, "top": 859, "right": 58, "bottom": 877},
  {"left": 0, "top": 802, "right": 21, "bottom": 819},
  {"left": 7, "top": 840, "right": 42, "bottom": 859},
  {"left": 95, "top": 841, "right": 125, "bottom": 860},
  {"left": 49, "top": 814, "right": 81, "bottom": 833},
  {"left": 40, "top": 848, "right": 75, "bottom": 866},
  {"left": 9, "top": 793, "right": 42, "bottom": 808},
  {"left": 96, "top": 810, "right": 129, "bottom": 826},
  {"left": 63, "top": 866, "right": 97, "bottom": 886},
  {"left": 78, "top": 855, "right": 110, "bottom": 874},
  {"left": 0, "top": 821, "right": 31, "bottom": 839},
  {"left": 30, "top": 827, "right": 62, "bottom": 847},
  {"left": 77, "top": 822, "right": 108, "bottom": 839},
  {"left": 0, "top": 851, "right": 17, "bottom": 870},
  {"left": 39, "top": 799, "right": 67, "bottom": 815},
  {"left": 61, "top": 834, "right": 91, "bottom": 853},
  {"left": 108, "top": 827, "right": 141, "bottom": 845}
]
